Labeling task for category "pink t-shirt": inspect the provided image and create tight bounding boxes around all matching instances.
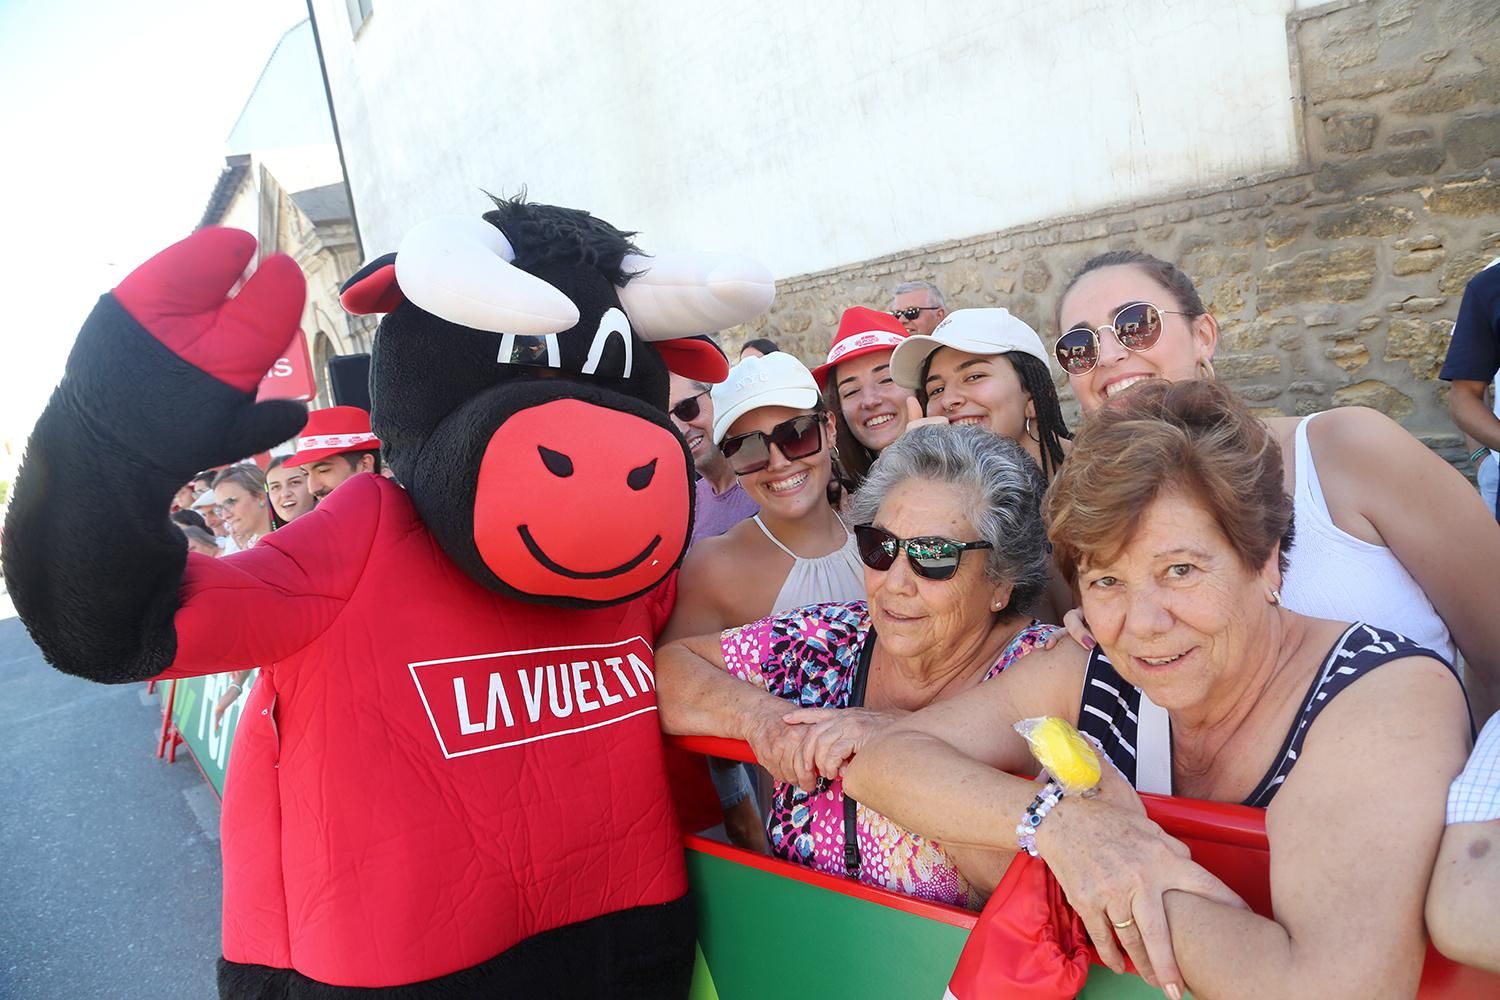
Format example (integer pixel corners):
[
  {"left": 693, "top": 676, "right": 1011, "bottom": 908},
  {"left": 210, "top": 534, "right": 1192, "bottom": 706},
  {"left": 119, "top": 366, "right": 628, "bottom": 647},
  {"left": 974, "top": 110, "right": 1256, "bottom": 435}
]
[{"left": 721, "top": 601, "right": 1058, "bottom": 910}]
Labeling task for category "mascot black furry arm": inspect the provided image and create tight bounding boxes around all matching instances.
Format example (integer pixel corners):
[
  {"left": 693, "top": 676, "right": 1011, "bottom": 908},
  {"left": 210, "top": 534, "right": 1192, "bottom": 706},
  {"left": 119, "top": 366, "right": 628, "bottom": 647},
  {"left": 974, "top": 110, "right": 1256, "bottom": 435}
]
[{"left": 2, "top": 198, "right": 773, "bottom": 998}]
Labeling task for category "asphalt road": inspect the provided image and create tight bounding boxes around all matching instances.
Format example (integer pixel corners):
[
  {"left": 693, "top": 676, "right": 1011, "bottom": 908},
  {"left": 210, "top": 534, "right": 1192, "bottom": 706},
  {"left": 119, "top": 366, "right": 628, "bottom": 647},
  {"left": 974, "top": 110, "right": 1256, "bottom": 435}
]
[{"left": 0, "top": 594, "right": 223, "bottom": 1000}]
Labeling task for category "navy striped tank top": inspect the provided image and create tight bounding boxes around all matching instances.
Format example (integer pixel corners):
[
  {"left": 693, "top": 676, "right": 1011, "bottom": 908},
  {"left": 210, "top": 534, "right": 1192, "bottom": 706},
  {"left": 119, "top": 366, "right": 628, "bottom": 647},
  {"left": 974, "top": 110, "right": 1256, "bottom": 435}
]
[{"left": 1075, "top": 622, "right": 1465, "bottom": 807}]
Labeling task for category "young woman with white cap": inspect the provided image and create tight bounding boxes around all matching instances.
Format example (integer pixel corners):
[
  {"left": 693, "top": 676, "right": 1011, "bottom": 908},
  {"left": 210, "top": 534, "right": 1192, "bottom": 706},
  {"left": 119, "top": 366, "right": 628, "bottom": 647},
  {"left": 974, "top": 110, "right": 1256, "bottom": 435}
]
[
  {"left": 889, "top": 308, "right": 1073, "bottom": 485},
  {"left": 661, "top": 352, "right": 865, "bottom": 642}
]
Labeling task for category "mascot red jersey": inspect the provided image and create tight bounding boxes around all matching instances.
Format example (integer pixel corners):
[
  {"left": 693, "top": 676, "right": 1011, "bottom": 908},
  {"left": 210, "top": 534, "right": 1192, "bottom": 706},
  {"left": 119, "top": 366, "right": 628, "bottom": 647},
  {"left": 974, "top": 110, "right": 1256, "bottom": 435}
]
[{"left": 1, "top": 196, "right": 774, "bottom": 998}]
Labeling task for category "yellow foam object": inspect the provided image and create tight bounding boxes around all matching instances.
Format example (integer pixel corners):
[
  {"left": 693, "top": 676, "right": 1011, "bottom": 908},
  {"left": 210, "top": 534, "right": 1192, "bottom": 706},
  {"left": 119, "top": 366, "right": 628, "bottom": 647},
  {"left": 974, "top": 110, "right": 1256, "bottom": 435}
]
[{"left": 1028, "top": 717, "right": 1101, "bottom": 794}]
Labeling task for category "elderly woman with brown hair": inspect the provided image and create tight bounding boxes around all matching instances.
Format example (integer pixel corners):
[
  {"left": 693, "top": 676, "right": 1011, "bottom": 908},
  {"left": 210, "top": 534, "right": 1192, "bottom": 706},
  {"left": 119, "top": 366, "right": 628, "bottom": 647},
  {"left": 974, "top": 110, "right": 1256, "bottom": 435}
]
[{"left": 841, "top": 380, "right": 1472, "bottom": 1000}]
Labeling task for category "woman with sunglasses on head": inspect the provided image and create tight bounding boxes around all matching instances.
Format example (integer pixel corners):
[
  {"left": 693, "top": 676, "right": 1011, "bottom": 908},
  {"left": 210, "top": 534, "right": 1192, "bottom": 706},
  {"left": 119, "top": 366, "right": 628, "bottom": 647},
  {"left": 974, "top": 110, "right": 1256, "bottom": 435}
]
[
  {"left": 656, "top": 425, "right": 1086, "bottom": 906},
  {"left": 813, "top": 307, "right": 916, "bottom": 488},
  {"left": 1052, "top": 249, "right": 1500, "bottom": 718},
  {"left": 661, "top": 352, "right": 863, "bottom": 643}
]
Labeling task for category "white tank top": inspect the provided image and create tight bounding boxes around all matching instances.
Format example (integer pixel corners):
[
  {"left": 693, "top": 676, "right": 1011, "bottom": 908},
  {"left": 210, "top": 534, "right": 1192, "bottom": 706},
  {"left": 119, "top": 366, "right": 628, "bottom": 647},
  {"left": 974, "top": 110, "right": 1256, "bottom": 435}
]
[
  {"left": 753, "top": 513, "right": 867, "bottom": 613},
  {"left": 1279, "top": 413, "right": 1456, "bottom": 661}
]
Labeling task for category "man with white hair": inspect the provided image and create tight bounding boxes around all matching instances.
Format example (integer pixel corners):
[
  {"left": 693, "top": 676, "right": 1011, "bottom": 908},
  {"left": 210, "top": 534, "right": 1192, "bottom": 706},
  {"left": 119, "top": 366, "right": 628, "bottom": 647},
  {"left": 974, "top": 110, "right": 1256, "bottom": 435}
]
[{"left": 890, "top": 279, "right": 947, "bottom": 336}]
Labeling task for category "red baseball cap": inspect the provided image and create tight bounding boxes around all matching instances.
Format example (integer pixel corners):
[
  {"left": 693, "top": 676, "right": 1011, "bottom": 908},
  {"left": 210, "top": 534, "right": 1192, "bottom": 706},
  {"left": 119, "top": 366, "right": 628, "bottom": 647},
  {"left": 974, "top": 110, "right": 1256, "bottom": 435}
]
[
  {"left": 285, "top": 405, "right": 382, "bottom": 467},
  {"left": 810, "top": 307, "right": 909, "bottom": 388}
]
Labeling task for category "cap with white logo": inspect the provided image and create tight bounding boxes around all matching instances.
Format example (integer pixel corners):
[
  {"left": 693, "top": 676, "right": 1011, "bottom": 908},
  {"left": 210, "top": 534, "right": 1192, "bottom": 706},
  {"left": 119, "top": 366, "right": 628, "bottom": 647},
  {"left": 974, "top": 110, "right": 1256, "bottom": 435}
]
[
  {"left": 710, "top": 352, "right": 821, "bottom": 443},
  {"left": 889, "top": 308, "right": 1052, "bottom": 389}
]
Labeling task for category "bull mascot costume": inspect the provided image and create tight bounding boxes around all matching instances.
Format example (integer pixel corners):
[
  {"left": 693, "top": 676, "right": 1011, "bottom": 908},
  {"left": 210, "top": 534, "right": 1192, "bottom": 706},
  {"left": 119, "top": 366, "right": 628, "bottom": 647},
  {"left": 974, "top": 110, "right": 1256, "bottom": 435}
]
[{"left": 1, "top": 196, "right": 774, "bottom": 997}]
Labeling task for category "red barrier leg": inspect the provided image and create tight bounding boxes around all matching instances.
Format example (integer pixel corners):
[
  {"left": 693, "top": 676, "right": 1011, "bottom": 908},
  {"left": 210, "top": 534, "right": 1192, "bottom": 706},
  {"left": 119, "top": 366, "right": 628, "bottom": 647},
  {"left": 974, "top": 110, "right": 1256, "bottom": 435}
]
[{"left": 155, "top": 679, "right": 177, "bottom": 760}]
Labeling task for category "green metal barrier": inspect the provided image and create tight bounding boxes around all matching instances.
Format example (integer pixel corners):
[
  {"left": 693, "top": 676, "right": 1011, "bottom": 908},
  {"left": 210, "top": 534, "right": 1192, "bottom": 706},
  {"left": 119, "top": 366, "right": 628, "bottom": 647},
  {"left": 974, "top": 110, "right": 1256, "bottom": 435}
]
[{"left": 154, "top": 670, "right": 255, "bottom": 796}]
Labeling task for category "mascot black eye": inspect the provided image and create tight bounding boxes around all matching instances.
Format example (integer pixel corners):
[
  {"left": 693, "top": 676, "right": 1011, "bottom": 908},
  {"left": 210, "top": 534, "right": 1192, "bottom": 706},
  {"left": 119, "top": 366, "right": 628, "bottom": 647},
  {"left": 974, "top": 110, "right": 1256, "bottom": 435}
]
[
  {"left": 626, "top": 458, "right": 656, "bottom": 491},
  {"left": 498, "top": 333, "right": 563, "bottom": 369},
  {"left": 581, "top": 307, "right": 634, "bottom": 380},
  {"left": 538, "top": 446, "right": 574, "bottom": 478}
]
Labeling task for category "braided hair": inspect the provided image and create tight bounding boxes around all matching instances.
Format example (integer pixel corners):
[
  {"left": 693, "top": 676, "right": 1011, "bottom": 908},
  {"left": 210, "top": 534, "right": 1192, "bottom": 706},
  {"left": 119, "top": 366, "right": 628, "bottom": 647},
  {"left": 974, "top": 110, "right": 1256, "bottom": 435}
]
[
  {"left": 1008, "top": 352, "right": 1072, "bottom": 484},
  {"left": 916, "top": 352, "right": 1072, "bottom": 484}
]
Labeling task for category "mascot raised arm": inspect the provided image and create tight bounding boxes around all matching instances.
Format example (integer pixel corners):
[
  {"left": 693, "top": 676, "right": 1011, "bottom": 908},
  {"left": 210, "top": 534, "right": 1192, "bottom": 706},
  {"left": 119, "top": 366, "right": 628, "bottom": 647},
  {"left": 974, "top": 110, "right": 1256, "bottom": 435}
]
[{"left": 2, "top": 195, "right": 773, "bottom": 998}]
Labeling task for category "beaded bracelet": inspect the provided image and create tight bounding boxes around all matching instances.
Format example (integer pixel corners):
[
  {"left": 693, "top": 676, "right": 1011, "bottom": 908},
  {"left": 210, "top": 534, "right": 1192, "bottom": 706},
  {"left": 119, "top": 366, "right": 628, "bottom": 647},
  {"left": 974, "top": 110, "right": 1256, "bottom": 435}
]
[{"left": 1015, "top": 780, "right": 1065, "bottom": 857}]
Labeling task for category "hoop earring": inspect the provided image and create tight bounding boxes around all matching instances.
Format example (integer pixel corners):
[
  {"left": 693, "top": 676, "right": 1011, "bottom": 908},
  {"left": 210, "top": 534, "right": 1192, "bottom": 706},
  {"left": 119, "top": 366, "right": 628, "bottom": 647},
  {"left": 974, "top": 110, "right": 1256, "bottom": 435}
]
[
  {"left": 1197, "top": 357, "right": 1216, "bottom": 381},
  {"left": 1024, "top": 416, "right": 1040, "bottom": 443}
]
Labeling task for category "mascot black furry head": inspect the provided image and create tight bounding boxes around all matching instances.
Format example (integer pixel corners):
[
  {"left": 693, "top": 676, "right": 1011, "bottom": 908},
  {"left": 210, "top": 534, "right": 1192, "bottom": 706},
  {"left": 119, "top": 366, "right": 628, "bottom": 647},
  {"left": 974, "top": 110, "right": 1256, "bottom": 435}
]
[{"left": 341, "top": 196, "right": 771, "bottom": 607}]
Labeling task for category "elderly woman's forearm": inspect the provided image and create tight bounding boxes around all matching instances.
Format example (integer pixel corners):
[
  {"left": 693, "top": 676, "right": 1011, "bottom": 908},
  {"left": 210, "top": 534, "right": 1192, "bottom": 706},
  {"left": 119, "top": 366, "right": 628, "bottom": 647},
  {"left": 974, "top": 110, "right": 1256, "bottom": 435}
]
[
  {"left": 654, "top": 640, "right": 780, "bottom": 739},
  {"left": 843, "top": 730, "right": 1037, "bottom": 850},
  {"left": 1163, "top": 891, "right": 1419, "bottom": 1000}
]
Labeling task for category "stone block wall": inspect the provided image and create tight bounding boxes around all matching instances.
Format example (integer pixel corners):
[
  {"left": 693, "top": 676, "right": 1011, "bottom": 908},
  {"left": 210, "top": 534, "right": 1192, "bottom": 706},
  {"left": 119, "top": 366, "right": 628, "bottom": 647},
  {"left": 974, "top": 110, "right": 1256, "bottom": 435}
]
[{"left": 729, "top": 0, "right": 1500, "bottom": 468}]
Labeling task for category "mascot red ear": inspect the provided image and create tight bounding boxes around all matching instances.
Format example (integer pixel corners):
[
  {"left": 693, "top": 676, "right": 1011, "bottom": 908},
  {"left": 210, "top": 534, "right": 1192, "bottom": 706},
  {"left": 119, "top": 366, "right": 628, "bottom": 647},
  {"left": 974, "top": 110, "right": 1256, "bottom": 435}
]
[
  {"left": 340, "top": 253, "right": 402, "bottom": 315},
  {"left": 656, "top": 338, "right": 729, "bottom": 383}
]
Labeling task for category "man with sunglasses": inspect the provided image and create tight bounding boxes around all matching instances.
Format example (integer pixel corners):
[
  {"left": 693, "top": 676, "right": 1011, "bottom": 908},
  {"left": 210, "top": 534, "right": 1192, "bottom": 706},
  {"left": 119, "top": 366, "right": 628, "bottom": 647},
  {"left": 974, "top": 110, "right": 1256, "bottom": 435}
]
[
  {"left": 891, "top": 279, "right": 947, "bottom": 336},
  {"left": 670, "top": 372, "right": 759, "bottom": 546}
]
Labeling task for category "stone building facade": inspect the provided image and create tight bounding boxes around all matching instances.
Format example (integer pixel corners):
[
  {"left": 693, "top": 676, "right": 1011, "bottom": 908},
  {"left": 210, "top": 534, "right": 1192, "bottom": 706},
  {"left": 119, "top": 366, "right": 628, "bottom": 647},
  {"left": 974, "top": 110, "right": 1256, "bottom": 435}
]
[
  {"left": 200, "top": 154, "right": 374, "bottom": 407},
  {"left": 730, "top": 0, "right": 1499, "bottom": 468}
]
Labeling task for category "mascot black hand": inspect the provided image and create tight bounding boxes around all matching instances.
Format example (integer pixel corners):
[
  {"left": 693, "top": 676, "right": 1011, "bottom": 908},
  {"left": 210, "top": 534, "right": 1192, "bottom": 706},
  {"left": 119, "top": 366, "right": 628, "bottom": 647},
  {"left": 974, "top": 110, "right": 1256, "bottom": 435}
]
[{"left": 1, "top": 228, "right": 309, "bottom": 682}]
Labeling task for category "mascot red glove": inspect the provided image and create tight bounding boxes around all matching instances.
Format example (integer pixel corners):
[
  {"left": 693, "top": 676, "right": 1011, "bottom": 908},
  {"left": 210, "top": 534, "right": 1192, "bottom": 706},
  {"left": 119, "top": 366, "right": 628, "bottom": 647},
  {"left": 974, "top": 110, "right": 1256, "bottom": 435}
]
[{"left": 2, "top": 197, "right": 773, "bottom": 999}]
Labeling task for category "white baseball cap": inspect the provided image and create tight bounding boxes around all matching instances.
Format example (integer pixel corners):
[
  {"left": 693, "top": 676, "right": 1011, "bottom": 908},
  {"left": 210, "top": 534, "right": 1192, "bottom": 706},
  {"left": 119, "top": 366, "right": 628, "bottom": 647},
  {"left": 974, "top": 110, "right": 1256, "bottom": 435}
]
[
  {"left": 191, "top": 489, "right": 219, "bottom": 510},
  {"left": 890, "top": 308, "right": 1052, "bottom": 389},
  {"left": 710, "top": 352, "right": 821, "bottom": 444}
]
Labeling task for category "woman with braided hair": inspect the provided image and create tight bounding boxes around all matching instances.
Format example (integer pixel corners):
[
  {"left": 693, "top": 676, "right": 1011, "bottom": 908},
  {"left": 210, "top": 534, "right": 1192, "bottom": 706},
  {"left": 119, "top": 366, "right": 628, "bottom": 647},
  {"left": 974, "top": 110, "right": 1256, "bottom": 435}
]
[{"left": 889, "top": 308, "right": 1072, "bottom": 485}]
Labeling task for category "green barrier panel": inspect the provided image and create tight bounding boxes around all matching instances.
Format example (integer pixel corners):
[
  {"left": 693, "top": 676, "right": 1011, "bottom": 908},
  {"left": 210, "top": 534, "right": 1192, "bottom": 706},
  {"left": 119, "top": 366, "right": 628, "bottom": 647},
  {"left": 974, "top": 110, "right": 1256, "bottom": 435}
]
[
  {"left": 166, "top": 670, "right": 256, "bottom": 796},
  {"left": 687, "top": 844, "right": 1162, "bottom": 999},
  {"left": 687, "top": 845, "right": 969, "bottom": 999}
]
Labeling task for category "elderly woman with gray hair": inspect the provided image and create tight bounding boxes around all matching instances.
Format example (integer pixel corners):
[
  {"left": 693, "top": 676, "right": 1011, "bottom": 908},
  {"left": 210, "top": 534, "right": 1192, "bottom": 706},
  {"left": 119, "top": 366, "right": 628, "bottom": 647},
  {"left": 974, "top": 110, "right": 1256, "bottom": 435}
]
[{"left": 655, "top": 425, "right": 1089, "bottom": 907}]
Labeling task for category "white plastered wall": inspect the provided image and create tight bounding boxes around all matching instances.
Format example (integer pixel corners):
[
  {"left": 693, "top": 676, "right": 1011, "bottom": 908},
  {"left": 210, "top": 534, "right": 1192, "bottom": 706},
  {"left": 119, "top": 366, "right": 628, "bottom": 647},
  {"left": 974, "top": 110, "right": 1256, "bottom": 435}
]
[{"left": 311, "top": 0, "right": 1306, "bottom": 277}]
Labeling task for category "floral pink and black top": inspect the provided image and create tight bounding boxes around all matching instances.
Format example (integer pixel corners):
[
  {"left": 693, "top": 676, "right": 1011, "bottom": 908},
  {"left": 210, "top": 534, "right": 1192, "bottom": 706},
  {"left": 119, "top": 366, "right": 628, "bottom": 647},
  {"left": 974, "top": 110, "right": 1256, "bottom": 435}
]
[{"left": 721, "top": 600, "right": 1059, "bottom": 910}]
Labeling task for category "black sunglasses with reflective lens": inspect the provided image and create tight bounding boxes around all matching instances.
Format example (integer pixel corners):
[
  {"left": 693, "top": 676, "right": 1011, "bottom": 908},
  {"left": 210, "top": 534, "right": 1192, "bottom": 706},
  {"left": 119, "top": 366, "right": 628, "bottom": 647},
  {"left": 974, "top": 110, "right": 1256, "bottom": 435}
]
[
  {"left": 719, "top": 414, "right": 824, "bottom": 475},
  {"left": 670, "top": 391, "right": 709, "bottom": 423},
  {"left": 890, "top": 306, "right": 942, "bottom": 322},
  {"left": 1053, "top": 301, "right": 1189, "bottom": 377},
  {"left": 853, "top": 524, "right": 993, "bottom": 581}
]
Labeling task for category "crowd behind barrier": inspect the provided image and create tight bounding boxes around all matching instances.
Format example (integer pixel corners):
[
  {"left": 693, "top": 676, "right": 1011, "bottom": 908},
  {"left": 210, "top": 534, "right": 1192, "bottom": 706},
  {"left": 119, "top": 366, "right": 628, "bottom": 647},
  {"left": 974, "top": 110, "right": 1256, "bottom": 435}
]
[{"left": 19, "top": 223, "right": 1500, "bottom": 997}]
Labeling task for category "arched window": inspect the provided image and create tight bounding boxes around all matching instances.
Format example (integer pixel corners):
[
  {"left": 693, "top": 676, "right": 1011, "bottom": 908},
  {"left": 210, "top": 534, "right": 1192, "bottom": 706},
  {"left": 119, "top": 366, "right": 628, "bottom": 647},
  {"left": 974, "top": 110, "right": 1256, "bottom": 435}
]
[{"left": 313, "top": 332, "right": 336, "bottom": 409}]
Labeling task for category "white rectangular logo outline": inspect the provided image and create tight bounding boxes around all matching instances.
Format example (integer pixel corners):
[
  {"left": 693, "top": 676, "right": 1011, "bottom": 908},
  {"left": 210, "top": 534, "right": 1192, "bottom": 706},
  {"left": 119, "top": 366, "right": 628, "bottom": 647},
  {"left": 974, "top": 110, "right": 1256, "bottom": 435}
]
[{"left": 408, "top": 635, "right": 654, "bottom": 760}]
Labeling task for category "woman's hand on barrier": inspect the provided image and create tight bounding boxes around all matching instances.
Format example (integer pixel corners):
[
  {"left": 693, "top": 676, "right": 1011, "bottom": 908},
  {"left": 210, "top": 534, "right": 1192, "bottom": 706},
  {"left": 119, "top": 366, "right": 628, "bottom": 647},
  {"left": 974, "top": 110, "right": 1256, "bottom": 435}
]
[
  {"left": 744, "top": 708, "right": 822, "bottom": 792},
  {"left": 212, "top": 683, "right": 242, "bottom": 731},
  {"left": 900, "top": 396, "right": 949, "bottom": 434},
  {"left": 782, "top": 707, "right": 896, "bottom": 780},
  {"left": 1035, "top": 774, "right": 1247, "bottom": 996},
  {"left": 1041, "top": 607, "right": 1096, "bottom": 651}
]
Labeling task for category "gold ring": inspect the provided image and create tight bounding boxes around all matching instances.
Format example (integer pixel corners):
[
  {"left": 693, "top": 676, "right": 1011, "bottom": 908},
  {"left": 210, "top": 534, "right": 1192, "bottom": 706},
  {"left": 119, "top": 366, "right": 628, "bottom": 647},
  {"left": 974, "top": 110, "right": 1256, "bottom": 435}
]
[{"left": 1111, "top": 917, "right": 1135, "bottom": 930}]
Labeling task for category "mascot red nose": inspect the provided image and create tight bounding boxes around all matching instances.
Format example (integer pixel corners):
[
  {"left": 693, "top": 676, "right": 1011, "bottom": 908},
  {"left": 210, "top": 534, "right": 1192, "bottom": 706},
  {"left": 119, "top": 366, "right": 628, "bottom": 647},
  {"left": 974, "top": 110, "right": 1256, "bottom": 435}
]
[{"left": 1, "top": 196, "right": 774, "bottom": 998}]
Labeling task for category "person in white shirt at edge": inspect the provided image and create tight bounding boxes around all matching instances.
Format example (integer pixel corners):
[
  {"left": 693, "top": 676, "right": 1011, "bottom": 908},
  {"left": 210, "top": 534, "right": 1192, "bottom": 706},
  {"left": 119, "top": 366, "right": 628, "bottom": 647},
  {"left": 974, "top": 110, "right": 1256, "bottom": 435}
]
[{"left": 1427, "top": 710, "right": 1500, "bottom": 974}]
